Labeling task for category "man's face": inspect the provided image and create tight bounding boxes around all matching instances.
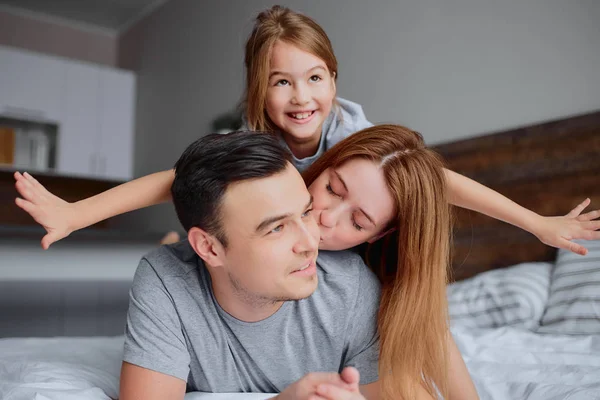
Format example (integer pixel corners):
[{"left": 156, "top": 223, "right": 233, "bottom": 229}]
[{"left": 219, "top": 163, "right": 320, "bottom": 303}]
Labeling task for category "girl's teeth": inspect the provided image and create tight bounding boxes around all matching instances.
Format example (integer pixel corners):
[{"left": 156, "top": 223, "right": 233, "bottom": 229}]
[{"left": 291, "top": 112, "right": 312, "bottom": 120}]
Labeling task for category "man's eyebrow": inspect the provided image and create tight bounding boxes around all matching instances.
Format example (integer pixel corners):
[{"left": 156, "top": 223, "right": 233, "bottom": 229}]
[
  {"left": 255, "top": 195, "right": 313, "bottom": 233},
  {"left": 335, "top": 170, "right": 376, "bottom": 227}
]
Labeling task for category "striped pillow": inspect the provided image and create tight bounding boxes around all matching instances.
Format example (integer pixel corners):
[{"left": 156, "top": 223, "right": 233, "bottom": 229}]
[
  {"left": 447, "top": 262, "right": 552, "bottom": 330},
  {"left": 538, "top": 240, "right": 600, "bottom": 335}
]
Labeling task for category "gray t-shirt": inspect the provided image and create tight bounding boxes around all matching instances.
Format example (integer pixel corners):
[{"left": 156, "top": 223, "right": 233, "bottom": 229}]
[{"left": 123, "top": 240, "right": 381, "bottom": 393}]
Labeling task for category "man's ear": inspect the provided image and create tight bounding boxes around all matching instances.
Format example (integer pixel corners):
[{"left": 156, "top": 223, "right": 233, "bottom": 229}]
[
  {"left": 367, "top": 227, "right": 396, "bottom": 244},
  {"left": 188, "top": 227, "right": 226, "bottom": 267}
]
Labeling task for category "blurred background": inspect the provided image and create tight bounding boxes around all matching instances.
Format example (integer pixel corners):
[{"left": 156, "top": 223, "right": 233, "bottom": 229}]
[{"left": 0, "top": 0, "right": 599, "bottom": 285}]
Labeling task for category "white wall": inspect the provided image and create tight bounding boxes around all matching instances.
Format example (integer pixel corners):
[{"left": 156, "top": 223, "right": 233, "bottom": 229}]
[{"left": 115, "top": 0, "right": 600, "bottom": 233}]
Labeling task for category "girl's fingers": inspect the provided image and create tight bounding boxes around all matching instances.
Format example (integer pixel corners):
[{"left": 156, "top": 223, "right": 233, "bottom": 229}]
[
  {"left": 585, "top": 220, "right": 600, "bottom": 231},
  {"left": 559, "top": 238, "right": 587, "bottom": 256},
  {"left": 15, "top": 197, "right": 36, "bottom": 214},
  {"left": 566, "top": 198, "right": 590, "bottom": 218},
  {"left": 24, "top": 172, "right": 49, "bottom": 194},
  {"left": 578, "top": 209, "right": 600, "bottom": 222},
  {"left": 15, "top": 180, "right": 34, "bottom": 201}
]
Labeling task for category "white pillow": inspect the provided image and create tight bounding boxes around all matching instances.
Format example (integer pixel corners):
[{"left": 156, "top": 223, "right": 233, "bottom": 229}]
[
  {"left": 538, "top": 239, "right": 600, "bottom": 335},
  {"left": 447, "top": 262, "right": 552, "bottom": 330}
]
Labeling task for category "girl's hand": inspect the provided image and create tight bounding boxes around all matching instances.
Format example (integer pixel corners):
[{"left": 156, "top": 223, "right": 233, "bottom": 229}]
[
  {"left": 14, "top": 171, "right": 77, "bottom": 249},
  {"left": 533, "top": 198, "right": 600, "bottom": 255}
]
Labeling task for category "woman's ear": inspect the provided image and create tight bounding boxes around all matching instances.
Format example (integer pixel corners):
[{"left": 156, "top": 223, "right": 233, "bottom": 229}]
[
  {"left": 367, "top": 227, "right": 396, "bottom": 244},
  {"left": 188, "top": 227, "right": 226, "bottom": 268}
]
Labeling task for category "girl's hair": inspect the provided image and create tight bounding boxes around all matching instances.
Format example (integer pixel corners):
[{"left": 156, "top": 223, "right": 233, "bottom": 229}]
[
  {"left": 244, "top": 5, "right": 338, "bottom": 131},
  {"left": 303, "top": 125, "right": 451, "bottom": 400}
]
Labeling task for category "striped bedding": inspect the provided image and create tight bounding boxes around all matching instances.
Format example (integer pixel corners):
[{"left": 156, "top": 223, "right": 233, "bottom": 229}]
[
  {"left": 447, "top": 262, "right": 552, "bottom": 330},
  {"left": 538, "top": 239, "right": 600, "bottom": 335}
]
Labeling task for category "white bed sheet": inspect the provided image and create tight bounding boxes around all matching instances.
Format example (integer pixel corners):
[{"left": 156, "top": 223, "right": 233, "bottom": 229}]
[
  {"left": 452, "top": 325, "right": 600, "bottom": 400},
  {"left": 1, "top": 329, "right": 599, "bottom": 400}
]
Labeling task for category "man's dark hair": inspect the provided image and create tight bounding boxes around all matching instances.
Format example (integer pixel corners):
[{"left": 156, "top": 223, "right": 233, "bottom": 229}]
[{"left": 171, "top": 131, "right": 292, "bottom": 247}]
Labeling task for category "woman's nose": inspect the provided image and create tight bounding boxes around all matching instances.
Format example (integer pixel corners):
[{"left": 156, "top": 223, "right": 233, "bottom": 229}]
[{"left": 320, "top": 207, "right": 341, "bottom": 228}]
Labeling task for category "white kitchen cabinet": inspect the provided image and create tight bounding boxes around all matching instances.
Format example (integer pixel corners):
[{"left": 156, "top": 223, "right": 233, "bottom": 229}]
[
  {"left": 57, "top": 61, "right": 101, "bottom": 178},
  {"left": 0, "top": 46, "right": 66, "bottom": 123},
  {"left": 0, "top": 46, "right": 136, "bottom": 181},
  {"left": 97, "top": 68, "right": 135, "bottom": 181}
]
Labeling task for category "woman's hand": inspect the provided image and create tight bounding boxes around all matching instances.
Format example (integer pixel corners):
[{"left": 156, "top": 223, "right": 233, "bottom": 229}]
[
  {"left": 533, "top": 198, "right": 600, "bottom": 255},
  {"left": 14, "top": 171, "right": 77, "bottom": 249}
]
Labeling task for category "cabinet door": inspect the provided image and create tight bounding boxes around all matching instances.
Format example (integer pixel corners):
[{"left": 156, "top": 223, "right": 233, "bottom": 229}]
[
  {"left": 97, "top": 68, "right": 135, "bottom": 181},
  {"left": 56, "top": 61, "right": 100, "bottom": 178},
  {"left": 0, "top": 46, "right": 65, "bottom": 123}
]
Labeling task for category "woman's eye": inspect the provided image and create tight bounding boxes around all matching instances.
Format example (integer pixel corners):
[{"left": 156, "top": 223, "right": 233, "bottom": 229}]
[
  {"left": 309, "top": 75, "right": 322, "bottom": 82},
  {"left": 275, "top": 79, "right": 290, "bottom": 86},
  {"left": 352, "top": 219, "right": 364, "bottom": 232},
  {"left": 326, "top": 183, "right": 339, "bottom": 197},
  {"left": 302, "top": 208, "right": 313, "bottom": 218}
]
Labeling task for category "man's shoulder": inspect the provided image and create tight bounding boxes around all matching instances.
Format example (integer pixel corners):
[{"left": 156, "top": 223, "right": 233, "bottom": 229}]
[
  {"left": 316, "top": 250, "right": 380, "bottom": 291},
  {"left": 138, "top": 240, "right": 199, "bottom": 280}
]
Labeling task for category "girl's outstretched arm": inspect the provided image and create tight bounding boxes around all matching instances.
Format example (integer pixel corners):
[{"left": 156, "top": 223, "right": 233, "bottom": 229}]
[
  {"left": 444, "top": 169, "right": 600, "bottom": 255},
  {"left": 14, "top": 169, "right": 175, "bottom": 249}
]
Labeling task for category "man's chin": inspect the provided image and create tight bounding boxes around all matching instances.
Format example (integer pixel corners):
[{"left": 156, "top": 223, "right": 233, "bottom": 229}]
[{"left": 279, "top": 279, "right": 318, "bottom": 301}]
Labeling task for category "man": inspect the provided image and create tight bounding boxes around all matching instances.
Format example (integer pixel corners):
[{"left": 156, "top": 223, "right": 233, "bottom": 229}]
[{"left": 120, "top": 131, "right": 381, "bottom": 400}]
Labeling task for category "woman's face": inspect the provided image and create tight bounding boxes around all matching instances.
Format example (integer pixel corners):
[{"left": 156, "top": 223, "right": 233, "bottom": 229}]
[{"left": 308, "top": 158, "right": 396, "bottom": 251}]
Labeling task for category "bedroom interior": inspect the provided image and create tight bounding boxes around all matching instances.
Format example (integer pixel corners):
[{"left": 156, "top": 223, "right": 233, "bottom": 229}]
[{"left": 1, "top": 1, "right": 599, "bottom": 400}]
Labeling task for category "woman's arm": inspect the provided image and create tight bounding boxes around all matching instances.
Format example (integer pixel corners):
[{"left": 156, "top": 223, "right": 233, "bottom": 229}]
[
  {"left": 444, "top": 169, "right": 600, "bottom": 255},
  {"left": 14, "top": 169, "right": 174, "bottom": 249},
  {"left": 447, "top": 332, "right": 479, "bottom": 400}
]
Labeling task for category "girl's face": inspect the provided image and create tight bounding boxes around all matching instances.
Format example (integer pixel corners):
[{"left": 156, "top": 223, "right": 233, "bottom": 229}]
[
  {"left": 266, "top": 40, "right": 336, "bottom": 148},
  {"left": 308, "top": 158, "right": 396, "bottom": 251}
]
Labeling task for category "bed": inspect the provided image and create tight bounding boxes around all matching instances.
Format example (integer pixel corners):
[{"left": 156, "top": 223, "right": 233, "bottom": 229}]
[{"left": 1, "top": 111, "right": 600, "bottom": 400}]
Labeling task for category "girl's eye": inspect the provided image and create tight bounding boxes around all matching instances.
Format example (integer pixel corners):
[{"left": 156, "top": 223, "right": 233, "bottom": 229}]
[
  {"left": 326, "top": 183, "right": 340, "bottom": 197},
  {"left": 275, "top": 79, "right": 290, "bottom": 86},
  {"left": 302, "top": 208, "right": 313, "bottom": 218},
  {"left": 309, "top": 75, "right": 322, "bottom": 82},
  {"left": 269, "top": 225, "right": 284, "bottom": 234}
]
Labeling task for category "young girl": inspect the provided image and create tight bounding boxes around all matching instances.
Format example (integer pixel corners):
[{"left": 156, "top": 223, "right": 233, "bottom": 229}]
[{"left": 13, "top": 5, "right": 598, "bottom": 255}]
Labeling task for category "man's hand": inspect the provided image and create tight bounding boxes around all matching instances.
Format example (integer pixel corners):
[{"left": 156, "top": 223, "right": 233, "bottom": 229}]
[{"left": 275, "top": 367, "right": 361, "bottom": 400}]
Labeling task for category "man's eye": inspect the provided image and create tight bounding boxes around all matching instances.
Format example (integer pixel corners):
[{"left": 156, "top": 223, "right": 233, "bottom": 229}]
[{"left": 269, "top": 225, "right": 284, "bottom": 234}]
